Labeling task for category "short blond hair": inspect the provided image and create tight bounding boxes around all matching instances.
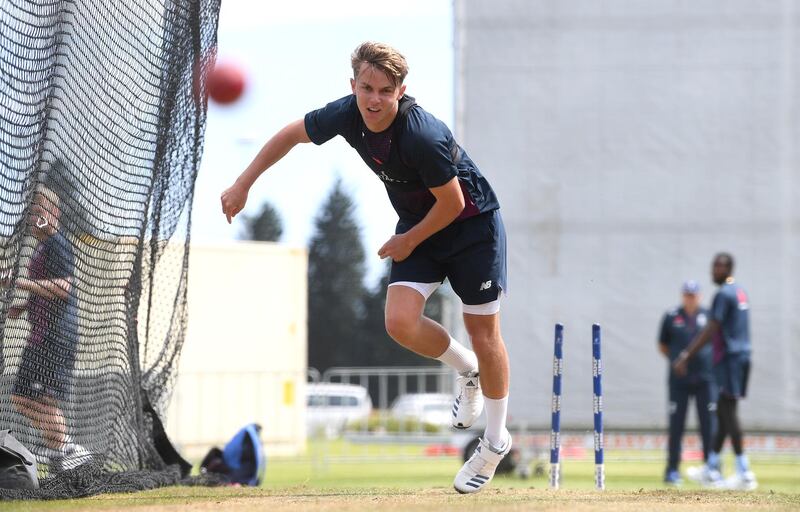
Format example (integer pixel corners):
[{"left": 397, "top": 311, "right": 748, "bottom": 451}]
[{"left": 351, "top": 41, "right": 408, "bottom": 87}]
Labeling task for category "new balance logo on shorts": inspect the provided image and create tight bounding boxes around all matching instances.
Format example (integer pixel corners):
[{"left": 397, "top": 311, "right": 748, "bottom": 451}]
[{"left": 479, "top": 280, "right": 492, "bottom": 291}]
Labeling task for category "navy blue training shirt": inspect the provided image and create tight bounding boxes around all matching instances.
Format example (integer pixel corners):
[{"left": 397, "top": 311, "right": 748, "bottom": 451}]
[
  {"left": 304, "top": 94, "right": 500, "bottom": 231},
  {"left": 27, "top": 231, "right": 79, "bottom": 353},
  {"left": 659, "top": 307, "right": 713, "bottom": 381},
  {"left": 711, "top": 280, "right": 752, "bottom": 362}
]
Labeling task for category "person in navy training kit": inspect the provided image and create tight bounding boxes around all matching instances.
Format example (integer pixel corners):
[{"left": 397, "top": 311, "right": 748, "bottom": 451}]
[
  {"left": 658, "top": 280, "right": 716, "bottom": 486},
  {"left": 221, "top": 42, "right": 511, "bottom": 494},
  {"left": 1, "top": 184, "right": 90, "bottom": 471},
  {"left": 673, "top": 253, "right": 757, "bottom": 490}
]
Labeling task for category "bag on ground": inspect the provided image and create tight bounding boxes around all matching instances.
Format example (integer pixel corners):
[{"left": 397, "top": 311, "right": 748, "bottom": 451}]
[
  {"left": 200, "top": 423, "right": 265, "bottom": 486},
  {"left": 0, "top": 430, "right": 39, "bottom": 490}
]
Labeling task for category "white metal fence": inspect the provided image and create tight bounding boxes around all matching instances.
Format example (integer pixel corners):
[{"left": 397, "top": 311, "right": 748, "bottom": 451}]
[
  {"left": 166, "top": 366, "right": 800, "bottom": 468},
  {"left": 321, "top": 366, "right": 455, "bottom": 410}
]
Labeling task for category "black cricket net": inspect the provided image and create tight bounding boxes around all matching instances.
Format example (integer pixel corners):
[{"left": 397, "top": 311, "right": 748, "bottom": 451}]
[{"left": 0, "top": 0, "right": 221, "bottom": 499}]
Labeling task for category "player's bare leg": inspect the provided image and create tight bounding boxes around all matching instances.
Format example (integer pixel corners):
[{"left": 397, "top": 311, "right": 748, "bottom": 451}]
[
  {"left": 12, "top": 393, "right": 92, "bottom": 470},
  {"left": 384, "top": 284, "right": 450, "bottom": 358},
  {"left": 454, "top": 311, "right": 511, "bottom": 494},
  {"left": 11, "top": 393, "right": 66, "bottom": 450},
  {"left": 463, "top": 312, "right": 508, "bottom": 400},
  {"left": 385, "top": 284, "right": 482, "bottom": 427}
]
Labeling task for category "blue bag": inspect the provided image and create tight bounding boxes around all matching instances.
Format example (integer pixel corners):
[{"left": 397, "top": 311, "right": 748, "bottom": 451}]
[{"left": 200, "top": 423, "right": 265, "bottom": 486}]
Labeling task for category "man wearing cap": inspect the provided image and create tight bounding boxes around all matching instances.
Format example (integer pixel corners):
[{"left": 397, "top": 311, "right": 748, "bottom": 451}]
[{"left": 658, "top": 280, "right": 716, "bottom": 485}]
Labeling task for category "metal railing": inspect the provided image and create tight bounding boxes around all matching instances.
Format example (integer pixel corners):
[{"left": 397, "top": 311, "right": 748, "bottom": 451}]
[{"left": 321, "top": 366, "right": 455, "bottom": 410}]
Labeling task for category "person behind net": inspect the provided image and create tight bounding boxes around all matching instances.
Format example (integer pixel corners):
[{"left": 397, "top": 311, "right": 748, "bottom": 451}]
[
  {"left": 673, "top": 253, "right": 757, "bottom": 490},
  {"left": 1, "top": 185, "right": 90, "bottom": 472},
  {"left": 658, "top": 280, "right": 717, "bottom": 486},
  {"left": 221, "top": 41, "right": 511, "bottom": 494}
]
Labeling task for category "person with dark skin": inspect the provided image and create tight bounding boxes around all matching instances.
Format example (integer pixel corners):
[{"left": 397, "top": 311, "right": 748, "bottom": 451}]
[
  {"left": 673, "top": 253, "right": 756, "bottom": 490},
  {"left": 658, "top": 280, "right": 716, "bottom": 485}
]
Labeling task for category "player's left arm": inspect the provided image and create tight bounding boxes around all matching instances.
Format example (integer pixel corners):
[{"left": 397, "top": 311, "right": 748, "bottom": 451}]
[
  {"left": 14, "top": 241, "right": 76, "bottom": 301},
  {"left": 15, "top": 276, "right": 72, "bottom": 300},
  {"left": 672, "top": 319, "right": 720, "bottom": 375},
  {"left": 675, "top": 290, "right": 730, "bottom": 375},
  {"left": 378, "top": 177, "right": 464, "bottom": 262}
]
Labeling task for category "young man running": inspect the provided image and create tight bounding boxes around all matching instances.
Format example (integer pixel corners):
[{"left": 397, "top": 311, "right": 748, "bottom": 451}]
[{"left": 221, "top": 41, "right": 511, "bottom": 493}]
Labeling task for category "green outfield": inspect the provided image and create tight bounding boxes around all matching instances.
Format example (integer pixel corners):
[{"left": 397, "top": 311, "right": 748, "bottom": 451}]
[
  {"left": 4, "top": 446, "right": 799, "bottom": 511},
  {"left": 264, "top": 451, "right": 800, "bottom": 492}
]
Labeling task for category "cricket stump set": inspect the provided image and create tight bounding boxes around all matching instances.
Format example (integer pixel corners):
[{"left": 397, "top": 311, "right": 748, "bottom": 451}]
[{"left": 549, "top": 323, "right": 605, "bottom": 490}]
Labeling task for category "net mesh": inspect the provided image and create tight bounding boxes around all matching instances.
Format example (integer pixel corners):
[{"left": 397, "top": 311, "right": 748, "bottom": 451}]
[{"left": 0, "top": 0, "right": 220, "bottom": 499}]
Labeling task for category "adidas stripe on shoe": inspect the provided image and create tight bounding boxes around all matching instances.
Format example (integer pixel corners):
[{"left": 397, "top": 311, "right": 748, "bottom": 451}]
[
  {"left": 453, "top": 429, "right": 511, "bottom": 494},
  {"left": 452, "top": 371, "right": 483, "bottom": 429}
]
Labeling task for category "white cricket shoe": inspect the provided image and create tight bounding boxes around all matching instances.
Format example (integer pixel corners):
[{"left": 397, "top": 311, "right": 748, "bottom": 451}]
[
  {"left": 724, "top": 471, "right": 758, "bottom": 491},
  {"left": 54, "top": 442, "right": 94, "bottom": 472},
  {"left": 685, "top": 465, "right": 704, "bottom": 482},
  {"left": 452, "top": 371, "right": 483, "bottom": 429},
  {"left": 687, "top": 464, "right": 724, "bottom": 488},
  {"left": 453, "top": 430, "right": 511, "bottom": 494}
]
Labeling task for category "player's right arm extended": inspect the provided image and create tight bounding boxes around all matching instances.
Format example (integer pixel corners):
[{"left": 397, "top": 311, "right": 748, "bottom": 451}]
[{"left": 221, "top": 119, "right": 311, "bottom": 223}]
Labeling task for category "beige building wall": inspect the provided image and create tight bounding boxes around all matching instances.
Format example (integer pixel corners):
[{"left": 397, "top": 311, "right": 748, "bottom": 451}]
[{"left": 165, "top": 242, "right": 308, "bottom": 458}]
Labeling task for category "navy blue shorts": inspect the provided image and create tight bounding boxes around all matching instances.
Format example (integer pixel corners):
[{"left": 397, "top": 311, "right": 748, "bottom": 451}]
[
  {"left": 12, "top": 342, "right": 74, "bottom": 401},
  {"left": 713, "top": 352, "right": 750, "bottom": 399},
  {"left": 390, "top": 209, "right": 507, "bottom": 306}
]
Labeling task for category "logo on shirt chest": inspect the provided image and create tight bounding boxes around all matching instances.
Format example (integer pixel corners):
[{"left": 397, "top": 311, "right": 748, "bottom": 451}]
[
  {"left": 672, "top": 316, "right": 685, "bottom": 328},
  {"left": 375, "top": 169, "right": 409, "bottom": 184},
  {"left": 361, "top": 131, "right": 411, "bottom": 184}
]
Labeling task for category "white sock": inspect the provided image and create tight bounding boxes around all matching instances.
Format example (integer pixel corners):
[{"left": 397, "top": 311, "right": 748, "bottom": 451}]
[
  {"left": 436, "top": 337, "right": 478, "bottom": 374},
  {"left": 735, "top": 454, "right": 750, "bottom": 474},
  {"left": 707, "top": 451, "right": 721, "bottom": 470},
  {"left": 483, "top": 395, "right": 509, "bottom": 448},
  {"left": 32, "top": 443, "right": 61, "bottom": 460}
]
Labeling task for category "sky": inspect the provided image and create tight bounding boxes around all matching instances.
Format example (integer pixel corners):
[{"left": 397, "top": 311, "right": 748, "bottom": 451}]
[{"left": 193, "top": 0, "right": 454, "bottom": 285}]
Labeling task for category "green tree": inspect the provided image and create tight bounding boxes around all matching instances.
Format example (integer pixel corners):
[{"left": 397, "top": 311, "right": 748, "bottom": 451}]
[
  {"left": 307, "top": 179, "right": 367, "bottom": 372},
  {"left": 240, "top": 200, "right": 283, "bottom": 242}
]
